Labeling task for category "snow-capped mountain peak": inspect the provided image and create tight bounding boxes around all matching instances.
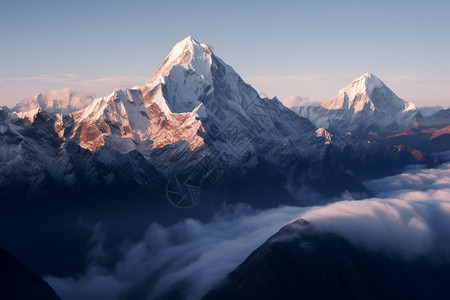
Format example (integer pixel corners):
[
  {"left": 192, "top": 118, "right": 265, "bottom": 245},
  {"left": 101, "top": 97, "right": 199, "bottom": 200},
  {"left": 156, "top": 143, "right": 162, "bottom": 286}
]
[
  {"left": 322, "top": 73, "right": 415, "bottom": 113},
  {"left": 141, "top": 36, "right": 216, "bottom": 114},
  {"left": 295, "top": 73, "right": 418, "bottom": 135},
  {"left": 146, "top": 36, "right": 213, "bottom": 86},
  {"left": 347, "top": 73, "right": 383, "bottom": 96}
]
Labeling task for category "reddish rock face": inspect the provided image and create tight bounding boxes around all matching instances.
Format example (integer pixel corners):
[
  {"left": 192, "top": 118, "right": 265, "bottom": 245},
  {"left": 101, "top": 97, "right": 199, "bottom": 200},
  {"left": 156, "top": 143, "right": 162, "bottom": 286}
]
[
  {"left": 66, "top": 83, "right": 205, "bottom": 153},
  {"left": 141, "top": 85, "right": 204, "bottom": 151},
  {"left": 430, "top": 126, "right": 450, "bottom": 140}
]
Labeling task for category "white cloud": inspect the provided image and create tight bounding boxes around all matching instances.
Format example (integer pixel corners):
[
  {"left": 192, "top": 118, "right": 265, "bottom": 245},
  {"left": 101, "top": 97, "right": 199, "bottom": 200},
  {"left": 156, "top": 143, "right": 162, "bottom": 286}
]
[
  {"left": 11, "top": 88, "right": 95, "bottom": 113},
  {"left": 0, "top": 74, "right": 148, "bottom": 107},
  {"left": 281, "top": 95, "right": 321, "bottom": 107},
  {"left": 299, "top": 163, "right": 450, "bottom": 260},
  {"left": 301, "top": 198, "right": 439, "bottom": 258},
  {"left": 46, "top": 163, "right": 450, "bottom": 300}
]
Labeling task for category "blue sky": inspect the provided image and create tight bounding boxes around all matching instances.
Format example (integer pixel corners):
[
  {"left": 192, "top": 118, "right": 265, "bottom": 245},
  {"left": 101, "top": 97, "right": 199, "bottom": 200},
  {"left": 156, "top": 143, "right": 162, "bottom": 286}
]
[{"left": 1, "top": 0, "right": 449, "bottom": 107}]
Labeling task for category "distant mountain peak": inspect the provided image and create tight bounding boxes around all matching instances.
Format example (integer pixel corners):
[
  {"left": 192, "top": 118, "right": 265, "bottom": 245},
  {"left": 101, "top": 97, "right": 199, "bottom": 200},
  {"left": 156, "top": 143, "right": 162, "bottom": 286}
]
[
  {"left": 322, "top": 73, "right": 414, "bottom": 113},
  {"left": 295, "top": 73, "right": 417, "bottom": 135}
]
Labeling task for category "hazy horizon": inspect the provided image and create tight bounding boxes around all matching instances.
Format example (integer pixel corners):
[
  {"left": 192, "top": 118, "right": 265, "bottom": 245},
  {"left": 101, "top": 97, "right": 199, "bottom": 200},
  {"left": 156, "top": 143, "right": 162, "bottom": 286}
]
[{"left": 1, "top": 1, "right": 449, "bottom": 108}]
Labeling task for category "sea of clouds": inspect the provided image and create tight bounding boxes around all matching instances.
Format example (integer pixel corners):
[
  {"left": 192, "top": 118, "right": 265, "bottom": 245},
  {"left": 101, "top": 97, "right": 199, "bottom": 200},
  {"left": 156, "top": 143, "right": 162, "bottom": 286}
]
[{"left": 46, "top": 161, "right": 450, "bottom": 300}]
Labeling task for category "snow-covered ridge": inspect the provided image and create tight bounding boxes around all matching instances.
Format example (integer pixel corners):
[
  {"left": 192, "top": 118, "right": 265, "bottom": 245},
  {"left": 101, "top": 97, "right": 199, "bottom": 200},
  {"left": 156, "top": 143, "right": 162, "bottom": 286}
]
[{"left": 13, "top": 107, "right": 42, "bottom": 123}]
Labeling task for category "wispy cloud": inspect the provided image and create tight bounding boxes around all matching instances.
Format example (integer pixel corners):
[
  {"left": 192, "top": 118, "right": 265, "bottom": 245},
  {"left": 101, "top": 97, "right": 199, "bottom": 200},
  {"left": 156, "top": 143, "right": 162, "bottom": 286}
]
[
  {"left": 244, "top": 74, "right": 350, "bottom": 83},
  {"left": 383, "top": 74, "right": 450, "bottom": 93},
  {"left": 387, "top": 75, "right": 450, "bottom": 83},
  {"left": 1, "top": 74, "right": 147, "bottom": 88},
  {"left": 246, "top": 73, "right": 450, "bottom": 87},
  {"left": 281, "top": 95, "right": 322, "bottom": 107},
  {"left": 245, "top": 75, "right": 324, "bottom": 82}
]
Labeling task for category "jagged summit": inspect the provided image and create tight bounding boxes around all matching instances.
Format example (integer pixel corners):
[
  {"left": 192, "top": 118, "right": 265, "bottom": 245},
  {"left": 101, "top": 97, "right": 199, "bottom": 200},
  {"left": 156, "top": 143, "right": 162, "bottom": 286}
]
[
  {"left": 141, "top": 36, "right": 218, "bottom": 114},
  {"left": 146, "top": 36, "right": 213, "bottom": 85},
  {"left": 347, "top": 73, "right": 384, "bottom": 96},
  {"left": 322, "top": 73, "right": 415, "bottom": 113},
  {"left": 170, "top": 36, "right": 210, "bottom": 57}
]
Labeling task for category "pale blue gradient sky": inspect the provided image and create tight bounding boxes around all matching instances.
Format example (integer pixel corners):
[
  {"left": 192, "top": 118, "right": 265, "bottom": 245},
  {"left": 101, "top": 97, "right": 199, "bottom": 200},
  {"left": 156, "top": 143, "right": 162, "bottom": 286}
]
[{"left": 1, "top": 0, "right": 449, "bottom": 107}]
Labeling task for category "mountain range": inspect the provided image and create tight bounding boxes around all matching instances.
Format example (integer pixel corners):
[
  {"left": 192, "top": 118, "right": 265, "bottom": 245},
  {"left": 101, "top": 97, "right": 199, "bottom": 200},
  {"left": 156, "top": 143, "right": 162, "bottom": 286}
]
[
  {"left": 1, "top": 37, "right": 441, "bottom": 206},
  {"left": 292, "top": 72, "right": 450, "bottom": 153},
  {"left": 0, "top": 36, "right": 448, "bottom": 278}
]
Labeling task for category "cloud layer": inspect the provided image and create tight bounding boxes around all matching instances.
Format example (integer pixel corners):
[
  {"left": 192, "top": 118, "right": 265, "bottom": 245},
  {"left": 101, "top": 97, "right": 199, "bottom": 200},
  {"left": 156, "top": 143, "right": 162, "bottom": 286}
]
[
  {"left": 0, "top": 74, "right": 147, "bottom": 107},
  {"left": 46, "top": 163, "right": 450, "bottom": 299},
  {"left": 46, "top": 205, "right": 303, "bottom": 300},
  {"left": 11, "top": 88, "right": 95, "bottom": 114},
  {"left": 281, "top": 95, "right": 321, "bottom": 108}
]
